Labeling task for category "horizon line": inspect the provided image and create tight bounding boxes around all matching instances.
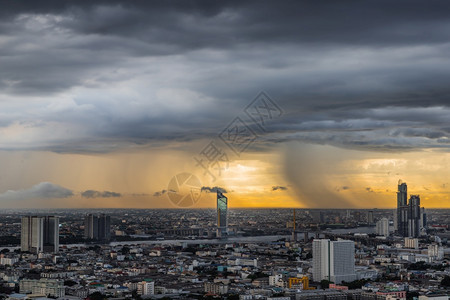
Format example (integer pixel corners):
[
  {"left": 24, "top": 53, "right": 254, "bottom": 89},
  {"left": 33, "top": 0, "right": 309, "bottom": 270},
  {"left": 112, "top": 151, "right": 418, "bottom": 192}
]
[{"left": 0, "top": 207, "right": 448, "bottom": 210}]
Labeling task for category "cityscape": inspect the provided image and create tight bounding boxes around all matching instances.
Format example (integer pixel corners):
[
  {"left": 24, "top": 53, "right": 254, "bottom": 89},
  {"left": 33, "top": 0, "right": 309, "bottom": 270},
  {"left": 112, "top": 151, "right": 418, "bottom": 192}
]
[
  {"left": 1, "top": 1, "right": 450, "bottom": 300},
  {"left": 0, "top": 182, "right": 448, "bottom": 299}
]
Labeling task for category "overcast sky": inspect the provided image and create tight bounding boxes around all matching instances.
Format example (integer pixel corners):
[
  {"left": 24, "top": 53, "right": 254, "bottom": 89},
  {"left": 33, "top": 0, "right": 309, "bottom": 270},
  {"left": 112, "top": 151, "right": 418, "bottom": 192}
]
[{"left": 1, "top": 1, "right": 450, "bottom": 208}]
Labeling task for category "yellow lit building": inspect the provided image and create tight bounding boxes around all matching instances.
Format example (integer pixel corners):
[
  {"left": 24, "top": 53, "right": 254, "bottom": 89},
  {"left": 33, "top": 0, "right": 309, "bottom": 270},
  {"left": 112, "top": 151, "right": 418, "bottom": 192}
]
[{"left": 288, "top": 276, "right": 315, "bottom": 290}]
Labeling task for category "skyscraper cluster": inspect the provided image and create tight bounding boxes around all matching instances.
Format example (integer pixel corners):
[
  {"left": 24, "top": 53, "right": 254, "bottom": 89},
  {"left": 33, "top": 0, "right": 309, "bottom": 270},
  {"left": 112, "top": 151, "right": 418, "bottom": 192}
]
[
  {"left": 21, "top": 216, "right": 59, "bottom": 254},
  {"left": 395, "top": 180, "right": 426, "bottom": 238},
  {"left": 84, "top": 214, "right": 111, "bottom": 240}
]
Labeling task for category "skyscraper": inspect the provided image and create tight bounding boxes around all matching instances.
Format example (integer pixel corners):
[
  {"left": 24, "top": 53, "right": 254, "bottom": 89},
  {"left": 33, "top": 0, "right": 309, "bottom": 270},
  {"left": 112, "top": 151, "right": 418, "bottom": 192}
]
[
  {"left": 396, "top": 181, "right": 408, "bottom": 236},
  {"left": 376, "top": 217, "right": 389, "bottom": 237},
  {"left": 217, "top": 191, "right": 228, "bottom": 237},
  {"left": 98, "top": 214, "right": 111, "bottom": 240},
  {"left": 312, "top": 239, "right": 356, "bottom": 284},
  {"left": 43, "top": 216, "right": 59, "bottom": 253},
  {"left": 420, "top": 207, "right": 427, "bottom": 231},
  {"left": 367, "top": 210, "right": 374, "bottom": 224},
  {"left": 310, "top": 210, "right": 325, "bottom": 224},
  {"left": 395, "top": 181, "right": 424, "bottom": 238},
  {"left": 84, "top": 214, "right": 98, "bottom": 240},
  {"left": 84, "top": 214, "right": 111, "bottom": 240},
  {"left": 21, "top": 216, "right": 59, "bottom": 253},
  {"left": 408, "top": 195, "right": 421, "bottom": 238}
]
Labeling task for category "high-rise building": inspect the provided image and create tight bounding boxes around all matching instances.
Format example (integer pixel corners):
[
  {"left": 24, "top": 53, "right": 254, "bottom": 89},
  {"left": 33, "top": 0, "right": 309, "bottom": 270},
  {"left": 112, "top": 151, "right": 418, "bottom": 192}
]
[
  {"left": 217, "top": 191, "right": 228, "bottom": 237},
  {"left": 396, "top": 181, "right": 408, "bottom": 236},
  {"left": 367, "top": 210, "right": 374, "bottom": 224},
  {"left": 312, "top": 239, "right": 356, "bottom": 284},
  {"left": 396, "top": 181, "right": 424, "bottom": 238},
  {"left": 376, "top": 218, "right": 389, "bottom": 237},
  {"left": 137, "top": 281, "right": 154, "bottom": 296},
  {"left": 21, "top": 216, "right": 59, "bottom": 253},
  {"left": 98, "top": 214, "right": 111, "bottom": 240},
  {"left": 43, "top": 216, "right": 59, "bottom": 253},
  {"left": 428, "top": 244, "right": 444, "bottom": 262},
  {"left": 420, "top": 207, "right": 427, "bottom": 232},
  {"left": 310, "top": 210, "right": 325, "bottom": 224},
  {"left": 408, "top": 195, "right": 421, "bottom": 238},
  {"left": 84, "top": 214, "right": 111, "bottom": 240},
  {"left": 84, "top": 214, "right": 98, "bottom": 240},
  {"left": 404, "top": 237, "right": 419, "bottom": 249}
]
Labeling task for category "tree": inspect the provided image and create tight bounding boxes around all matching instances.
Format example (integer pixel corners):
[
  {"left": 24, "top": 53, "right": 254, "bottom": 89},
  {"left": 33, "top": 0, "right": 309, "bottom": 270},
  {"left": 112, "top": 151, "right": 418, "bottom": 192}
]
[
  {"left": 320, "top": 279, "right": 332, "bottom": 289},
  {"left": 131, "top": 290, "right": 142, "bottom": 300},
  {"left": 64, "top": 280, "right": 77, "bottom": 287},
  {"left": 342, "top": 279, "right": 369, "bottom": 289},
  {"left": 441, "top": 275, "right": 450, "bottom": 287},
  {"left": 406, "top": 291, "right": 419, "bottom": 299},
  {"left": 87, "top": 292, "right": 104, "bottom": 300},
  {"left": 121, "top": 246, "right": 130, "bottom": 255}
]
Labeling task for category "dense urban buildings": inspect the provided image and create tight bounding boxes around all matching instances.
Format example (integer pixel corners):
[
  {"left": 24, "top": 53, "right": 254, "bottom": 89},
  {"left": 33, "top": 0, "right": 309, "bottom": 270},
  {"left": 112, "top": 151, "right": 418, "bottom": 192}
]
[
  {"left": 8, "top": 206, "right": 448, "bottom": 298},
  {"left": 19, "top": 279, "right": 65, "bottom": 297},
  {"left": 0, "top": 208, "right": 447, "bottom": 299},
  {"left": 20, "top": 216, "right": 59, "bottom": 253}
]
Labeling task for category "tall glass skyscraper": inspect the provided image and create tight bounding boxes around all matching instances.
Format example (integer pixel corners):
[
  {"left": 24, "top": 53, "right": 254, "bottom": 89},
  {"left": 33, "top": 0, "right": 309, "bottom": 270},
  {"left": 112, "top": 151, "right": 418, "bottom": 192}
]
[
  {"left": 217, "top": 191, "right": 228, "bottom": 237},
  {"left": 397, "top": 181, "right": 409, "bottom": 237},
  {"left": 396, "top": 181, "right": 423, "bottom": 238}
]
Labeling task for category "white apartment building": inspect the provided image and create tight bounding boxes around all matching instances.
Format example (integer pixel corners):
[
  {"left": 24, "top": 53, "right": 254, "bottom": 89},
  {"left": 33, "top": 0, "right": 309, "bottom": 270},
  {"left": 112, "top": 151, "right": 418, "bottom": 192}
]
[
  {"left": 376, "top": 218, "right": 389, "bottom": 237},
  {"left": 312, "top": 239, "right": 356, "bottom": 284}
]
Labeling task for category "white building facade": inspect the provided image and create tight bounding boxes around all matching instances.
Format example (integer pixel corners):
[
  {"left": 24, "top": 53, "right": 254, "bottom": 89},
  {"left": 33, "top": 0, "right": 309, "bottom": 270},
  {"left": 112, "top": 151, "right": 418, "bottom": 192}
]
[{"left": 313, "top": 239, "right": 356, "bottom": 284}]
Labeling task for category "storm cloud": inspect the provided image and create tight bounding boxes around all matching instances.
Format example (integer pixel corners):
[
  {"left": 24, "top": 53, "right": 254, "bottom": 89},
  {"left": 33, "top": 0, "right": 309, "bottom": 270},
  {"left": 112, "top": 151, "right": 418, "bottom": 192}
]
[
  {"left": 272, "top": 186, "right": 288, "bottom": 191},
  {"left": 81, "top": 190, "right": 121, "bottom": 198},
  {"left": 1, "top": 1, "right": 450, "bottom": 154}
]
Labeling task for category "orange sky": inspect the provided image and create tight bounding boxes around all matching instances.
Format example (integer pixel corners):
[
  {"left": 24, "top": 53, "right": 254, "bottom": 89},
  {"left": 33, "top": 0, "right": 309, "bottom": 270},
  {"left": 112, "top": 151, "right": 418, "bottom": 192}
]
[{"left": 0, "top": 143, "right": 449, "bottom": 209}]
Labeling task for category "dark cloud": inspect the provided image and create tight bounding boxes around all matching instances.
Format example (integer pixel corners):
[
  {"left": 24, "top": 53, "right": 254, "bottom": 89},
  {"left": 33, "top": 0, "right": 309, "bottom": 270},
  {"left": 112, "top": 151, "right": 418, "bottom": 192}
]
[
  {"left": 272, "top": 186, "right": 288, "bottom": 191},
  {"left": 81, "top": 190, "right": 121, "bottom": 198},
  {"left": 153, "top": 189, "right": 176, "bottom": 197},
  {"left": 201, "top": 186, "right": 227, "bottom": 193},
  {"left": 153, "top": 190, "right": 167, "bottom": 197},
  {"left": 1, "top": 1, "right": 450, "bottom": 153},
  {"left": 3, "top": 1, "right": 450, "bottom": 49},
  {"left": 336, "top": 186, "right": 350, "bottom": 192}
]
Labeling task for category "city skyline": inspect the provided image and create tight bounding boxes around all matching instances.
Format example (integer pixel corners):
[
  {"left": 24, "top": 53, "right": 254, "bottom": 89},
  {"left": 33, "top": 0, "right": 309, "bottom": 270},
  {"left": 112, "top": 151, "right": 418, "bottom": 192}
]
[
  {"left": 1, "top": 2, "right": 449, "bottom": 299},
  {"left": 1, "top": 1, "right": 450, "bottom": 209}
]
